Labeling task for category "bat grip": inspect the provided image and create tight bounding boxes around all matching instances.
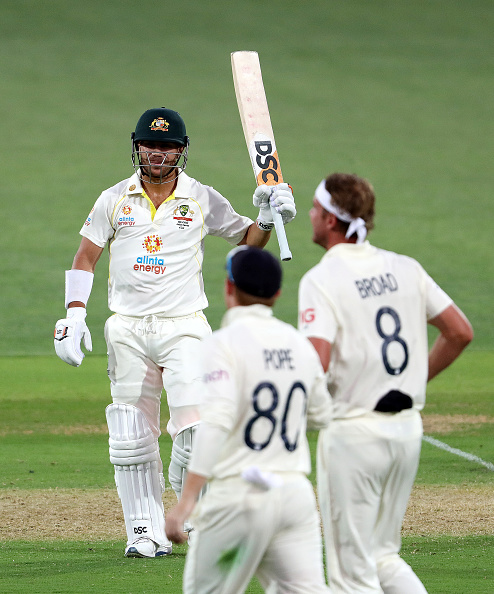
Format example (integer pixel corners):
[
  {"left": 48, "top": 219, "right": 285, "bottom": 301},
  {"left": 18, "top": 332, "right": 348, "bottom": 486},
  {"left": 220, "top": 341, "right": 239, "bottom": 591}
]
[{"left": 271, "top": 207, "right": 292, "bottom": 261}]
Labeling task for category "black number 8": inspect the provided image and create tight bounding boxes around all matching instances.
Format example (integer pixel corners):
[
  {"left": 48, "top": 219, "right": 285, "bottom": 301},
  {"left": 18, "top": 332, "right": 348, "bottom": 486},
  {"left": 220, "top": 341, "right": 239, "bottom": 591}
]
[{"left": 376, "top": 307, "right": 409, "bottom": 375}]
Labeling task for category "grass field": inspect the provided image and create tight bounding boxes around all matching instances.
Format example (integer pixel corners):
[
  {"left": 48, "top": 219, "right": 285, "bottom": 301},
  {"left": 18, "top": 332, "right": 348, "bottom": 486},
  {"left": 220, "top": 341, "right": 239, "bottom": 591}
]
[{"left": 1, "top": 0, "right": 492, "bottom": 592}]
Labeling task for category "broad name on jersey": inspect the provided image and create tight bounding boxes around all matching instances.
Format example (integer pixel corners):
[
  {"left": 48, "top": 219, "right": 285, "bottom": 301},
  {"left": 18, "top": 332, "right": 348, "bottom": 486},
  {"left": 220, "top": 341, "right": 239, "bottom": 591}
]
[
  {"left": 264, "top": 349, "right": 294, "bottom": 370},
  {"left": 355, "top": 273, "right": 398, "bottom": 299}
]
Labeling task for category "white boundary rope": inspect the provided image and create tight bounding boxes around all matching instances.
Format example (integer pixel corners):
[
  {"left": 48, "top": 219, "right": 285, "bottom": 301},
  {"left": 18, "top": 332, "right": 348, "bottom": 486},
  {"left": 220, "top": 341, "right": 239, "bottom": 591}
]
[{"left": 423, "top": 435, "right": 494, "bottom": 472}]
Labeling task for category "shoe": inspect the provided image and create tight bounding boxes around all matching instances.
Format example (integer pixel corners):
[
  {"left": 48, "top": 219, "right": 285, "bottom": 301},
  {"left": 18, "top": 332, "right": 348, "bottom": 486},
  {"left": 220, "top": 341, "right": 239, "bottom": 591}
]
[
  {"left": 155, "top": 543, "right": 173, "bottom": 556},
  {"left": 125, "top": 537, "right": 172, "bottom": 558}
]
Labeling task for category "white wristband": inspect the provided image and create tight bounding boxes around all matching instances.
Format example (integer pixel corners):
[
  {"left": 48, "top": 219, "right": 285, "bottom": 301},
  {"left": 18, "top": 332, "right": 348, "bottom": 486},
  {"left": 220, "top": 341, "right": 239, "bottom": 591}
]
[{"left": 65, "top": 269, "right": 94, "bottom": 308}]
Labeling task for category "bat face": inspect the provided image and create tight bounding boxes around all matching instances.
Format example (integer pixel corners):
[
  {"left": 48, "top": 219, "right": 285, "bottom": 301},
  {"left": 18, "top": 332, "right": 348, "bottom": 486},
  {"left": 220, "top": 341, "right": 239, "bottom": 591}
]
[
  {"left": 250, "top": 132, "right": 284, "bottom": 186},
  {"left": 231, "top": 50, "right": 292, "bottom": 261}
]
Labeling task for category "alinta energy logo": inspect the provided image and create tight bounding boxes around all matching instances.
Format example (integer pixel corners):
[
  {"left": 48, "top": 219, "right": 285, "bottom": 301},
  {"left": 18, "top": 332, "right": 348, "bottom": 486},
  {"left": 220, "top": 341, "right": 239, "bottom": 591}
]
[
  {"left": 134, "top": 234, "right": 166, "bottom": 275},
  {"left": 118, "top": 205, "right": 135, "bottom": 226}
]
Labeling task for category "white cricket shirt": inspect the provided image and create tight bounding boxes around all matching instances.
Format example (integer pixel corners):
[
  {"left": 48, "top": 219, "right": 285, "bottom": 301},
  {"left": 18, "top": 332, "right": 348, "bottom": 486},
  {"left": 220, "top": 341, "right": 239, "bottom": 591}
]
[
  {"left": 188, "top": 305, "right": 332, "bottom": 479},
  {"left": 80, "top": 172, "right": 253, "bottom": 316},
  {"left": 298, "top": 242, "right": 452, "bottom": 417}
]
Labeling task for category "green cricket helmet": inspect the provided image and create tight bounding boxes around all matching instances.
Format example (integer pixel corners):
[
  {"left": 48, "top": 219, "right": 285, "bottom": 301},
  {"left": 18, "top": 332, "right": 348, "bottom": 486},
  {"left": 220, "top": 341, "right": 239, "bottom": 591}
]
[{"left": 131, "top": 107, "right": 189, "bottom": 184}]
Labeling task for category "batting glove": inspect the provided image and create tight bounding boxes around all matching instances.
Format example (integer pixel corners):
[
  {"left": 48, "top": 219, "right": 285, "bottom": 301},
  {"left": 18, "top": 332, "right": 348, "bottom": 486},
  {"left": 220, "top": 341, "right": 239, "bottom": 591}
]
[
  {"left": 253, "top": 185, "right": 275, "bottom": 230},
  {"left": 253, "top": 183, "right": 296, "bottom": 229},
  {"left": 271, "top": 183, "right": 296, "bottom": 224},
  {"left": 54, "top": 307, "right": 92, "bottom": 367}
]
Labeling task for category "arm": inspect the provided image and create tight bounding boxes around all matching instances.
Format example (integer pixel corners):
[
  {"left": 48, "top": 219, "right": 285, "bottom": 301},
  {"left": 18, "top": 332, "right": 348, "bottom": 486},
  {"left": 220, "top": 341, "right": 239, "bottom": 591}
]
[
  {"left": 427, "top": 303, "right": 473, "bottom": 381},
  {"left": 165, "top": 472, "right": 208, "bottom": 544},
  {"left": 54, "top": 237, "right": 104, "bottom": 366},
  {"left": 308, "top": 337, "right": 332, "bottom": 373},
  {"left": 165, "top": 422, "right": 230, "bottom": 543},
  {"left": 238, "top": 221, "right": 271, "bottom": 247},
  {"left": 67, "top": 237, "right": 104, "bottom": 308}
]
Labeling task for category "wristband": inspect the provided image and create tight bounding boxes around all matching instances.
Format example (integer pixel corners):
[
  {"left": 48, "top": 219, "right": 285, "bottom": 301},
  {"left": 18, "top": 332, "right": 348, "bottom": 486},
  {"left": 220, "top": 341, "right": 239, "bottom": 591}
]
[{"left": 65, "top": 269, "right": 94, "bottom": 308}]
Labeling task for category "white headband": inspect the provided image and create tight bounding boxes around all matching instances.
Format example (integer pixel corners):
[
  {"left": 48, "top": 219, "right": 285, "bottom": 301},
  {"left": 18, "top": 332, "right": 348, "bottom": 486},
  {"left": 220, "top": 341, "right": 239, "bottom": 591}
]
[{"left": 315, "top": 180, "right": 367, "bottom": 244}]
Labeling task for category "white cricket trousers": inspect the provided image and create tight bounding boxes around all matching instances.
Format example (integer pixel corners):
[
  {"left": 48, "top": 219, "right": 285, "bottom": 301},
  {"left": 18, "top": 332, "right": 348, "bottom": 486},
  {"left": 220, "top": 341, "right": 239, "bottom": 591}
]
[
  {"left": 317, "top": 409, "right": 428, "bottom": 594},
  {"left": 183, "top": 474, "right": 330, "bottom": 593},
  {"left": 105, "top": 311, "right": 212, "bottom": 438}
]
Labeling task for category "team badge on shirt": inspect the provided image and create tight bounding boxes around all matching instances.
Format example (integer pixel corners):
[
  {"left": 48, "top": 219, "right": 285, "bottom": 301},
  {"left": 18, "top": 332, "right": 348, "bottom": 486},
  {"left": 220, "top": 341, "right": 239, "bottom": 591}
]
[
  {"left": 173, "top": 204, "right": 194, "bottom": 229},
  {"left": 150, "top": 118, "right": 169, "bottom": 131}
]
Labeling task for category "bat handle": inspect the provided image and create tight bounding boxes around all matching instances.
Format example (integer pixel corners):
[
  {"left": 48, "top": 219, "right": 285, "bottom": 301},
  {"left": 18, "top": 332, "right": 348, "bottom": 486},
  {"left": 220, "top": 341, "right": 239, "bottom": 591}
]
[{"left": 271, "top": 207, "right": 292, "bottom": 261}]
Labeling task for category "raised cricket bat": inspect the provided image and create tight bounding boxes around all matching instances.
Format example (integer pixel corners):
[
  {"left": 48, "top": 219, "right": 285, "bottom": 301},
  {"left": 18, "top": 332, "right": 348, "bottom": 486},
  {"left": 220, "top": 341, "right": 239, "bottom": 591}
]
[{"left": 231, "top": 51, "right": 292, "bottom": 261}]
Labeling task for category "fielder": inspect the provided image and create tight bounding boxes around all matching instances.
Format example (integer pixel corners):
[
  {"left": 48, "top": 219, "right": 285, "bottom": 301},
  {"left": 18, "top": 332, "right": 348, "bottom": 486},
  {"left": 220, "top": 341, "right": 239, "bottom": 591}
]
[
  {"left": 298, "top": 173, "right": 473, "bottom": 593},
  {"left": 165, "top": 246, "right": 332, "bottom": 593},
  {"left": 53, "top": 107, "right": 296, "bottom": 558}
]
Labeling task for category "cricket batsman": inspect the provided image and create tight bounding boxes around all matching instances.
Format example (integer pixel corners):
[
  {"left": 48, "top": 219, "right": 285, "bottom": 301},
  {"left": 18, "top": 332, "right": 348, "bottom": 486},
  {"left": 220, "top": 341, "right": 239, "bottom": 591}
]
[{"left": 53, "top": 107, "right": 296, "bottom": 558}]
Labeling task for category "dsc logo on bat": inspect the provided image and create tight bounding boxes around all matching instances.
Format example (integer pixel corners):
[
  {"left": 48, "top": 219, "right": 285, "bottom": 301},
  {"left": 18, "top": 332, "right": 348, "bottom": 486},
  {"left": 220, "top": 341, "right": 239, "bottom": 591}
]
[{"left": 251, "top": 135, "right": 283, "bottom": 186}]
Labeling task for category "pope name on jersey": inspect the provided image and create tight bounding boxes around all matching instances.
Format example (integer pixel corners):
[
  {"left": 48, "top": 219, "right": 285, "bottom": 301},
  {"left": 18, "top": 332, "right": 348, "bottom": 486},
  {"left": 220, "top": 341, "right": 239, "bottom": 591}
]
[
  {"left": 82, "top": 171, "right": 252, "bottom": 317},
  {"left": 165, "top": 246, "right": 332, "bottom": 594},
  {"left": 197, "top": 304, "right": 331, "bottom": 479}
]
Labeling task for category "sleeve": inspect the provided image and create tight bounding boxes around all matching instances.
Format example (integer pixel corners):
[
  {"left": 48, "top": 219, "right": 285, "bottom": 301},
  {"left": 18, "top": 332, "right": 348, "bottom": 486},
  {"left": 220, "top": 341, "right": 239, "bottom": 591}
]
[
  {"left": 204, "top": 187, "right": 254, "bottom": 245},
  {"left": 298, "top": 269, "right": 339, "bottom": 343},
  {"left": 424, "top": 272, "right": 453, "bottom": 319},
  {"left": 198, "top": 333, "right": 239, "bottom": 432},
  {"left": 408, "top": 259, "right": 453, "bottom": 320},
  {"left": 79, "top": 191, "right": 115, "bottom": 248},
  {"left": 187, "top": 423, "right": 230, "bottom": 478},
  {"left": 305, "top": 343, "right": 333, "bottom": 430}
]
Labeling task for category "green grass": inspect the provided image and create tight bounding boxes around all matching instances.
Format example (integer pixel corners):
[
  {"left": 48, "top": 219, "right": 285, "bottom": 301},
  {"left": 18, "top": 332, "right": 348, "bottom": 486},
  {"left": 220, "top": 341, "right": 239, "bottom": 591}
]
[
  {"left": 0, "top": 0, "right": 492, "bottom": 591},
  {"left": 1, "top": 0, "right": 493, "bottom": 354},
  {"left": 0, "top": 537, "right": 492, "bottom": 594}
]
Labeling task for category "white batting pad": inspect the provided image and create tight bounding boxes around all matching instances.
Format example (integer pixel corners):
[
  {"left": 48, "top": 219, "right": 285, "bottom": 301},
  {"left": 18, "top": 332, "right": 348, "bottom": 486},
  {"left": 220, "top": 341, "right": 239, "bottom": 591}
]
[
  {"left": 106, "top": 403, "right": 160, "bottom": 465},
  {"left": 169, "top": 421, "right": 200, "bottom": 499},
  {"left": 106, "top": 403, "right": 169, "bottom": 547}
]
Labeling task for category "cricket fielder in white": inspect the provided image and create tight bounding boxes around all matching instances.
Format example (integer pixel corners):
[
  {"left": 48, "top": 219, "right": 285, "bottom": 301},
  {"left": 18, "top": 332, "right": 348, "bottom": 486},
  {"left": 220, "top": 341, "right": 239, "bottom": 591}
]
[
  {"left": 53, "top": 108, "right": 296, "bottom": 558},
  {"left": 298, "top": 173, "right": 473, "bottom": 594},
  {"left": 166, "top": 246, "right": 332, "bottom": 593}
]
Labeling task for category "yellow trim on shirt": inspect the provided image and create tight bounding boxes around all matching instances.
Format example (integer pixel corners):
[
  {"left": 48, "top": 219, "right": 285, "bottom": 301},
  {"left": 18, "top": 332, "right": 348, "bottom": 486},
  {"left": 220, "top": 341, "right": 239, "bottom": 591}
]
[
  {"left": 143, "top": 190, "right": 176, "bottom": 221},
  {"left": 110, "top": 195, "right": 128, "bottom": 226}
]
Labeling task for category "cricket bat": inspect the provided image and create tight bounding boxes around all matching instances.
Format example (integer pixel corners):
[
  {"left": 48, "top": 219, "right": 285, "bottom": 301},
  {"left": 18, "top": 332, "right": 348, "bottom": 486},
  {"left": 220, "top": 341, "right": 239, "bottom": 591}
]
[{"left": 231, "top": 51, "right": 292, "bottom": 261}]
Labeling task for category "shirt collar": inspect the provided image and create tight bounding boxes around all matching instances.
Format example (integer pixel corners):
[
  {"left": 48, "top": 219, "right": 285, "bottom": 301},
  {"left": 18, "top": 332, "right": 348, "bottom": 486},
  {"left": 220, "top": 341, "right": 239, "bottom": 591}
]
[
  {"left": 125, "top": 171, "right": 194, "bottom": 199},
  {"left": 221, "top": 304, "right": 274, "bottom": 328},
  {"left": 324, "top": 240, "right": 373, "bottom": 259},
  {"left": 125, "top": 172, "right": 145, "bottom": 195}
]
